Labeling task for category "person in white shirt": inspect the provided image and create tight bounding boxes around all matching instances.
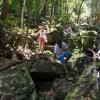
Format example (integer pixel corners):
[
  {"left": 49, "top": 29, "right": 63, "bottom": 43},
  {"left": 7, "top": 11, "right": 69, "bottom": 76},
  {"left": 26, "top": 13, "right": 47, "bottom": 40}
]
[
  {"left": 63, "top": 25, "right": 72, "bottom": 36},
  {"left": 54, "top": 40, "right": 72, "bottom": 73},
  {"left": 54, "top": 40, "right": 72, "bottom": 64}
]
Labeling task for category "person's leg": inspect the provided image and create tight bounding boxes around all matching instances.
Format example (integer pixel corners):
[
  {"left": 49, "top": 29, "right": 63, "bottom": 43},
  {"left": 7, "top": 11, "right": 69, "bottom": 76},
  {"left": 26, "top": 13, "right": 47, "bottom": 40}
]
[
  {"left": 38, "top": 37, "right": 42, "bottom": 53},
  {"left": 63, "top": 51, "right": 72, "bottom": 74},
  {"left": 64, "top": 51, "right": 72, "bottom": 62},
  {"left": 57, "top": 55, "right": 68, "bottom": 73},
  {"left": 57, "top": 55, "right": 65, "bottom": 63},
  {"left": 63, "top": 62, "right": 68, "bottom": 74},
  {"left": 41, "top": 38, "right": 45, "bottom": 53}
]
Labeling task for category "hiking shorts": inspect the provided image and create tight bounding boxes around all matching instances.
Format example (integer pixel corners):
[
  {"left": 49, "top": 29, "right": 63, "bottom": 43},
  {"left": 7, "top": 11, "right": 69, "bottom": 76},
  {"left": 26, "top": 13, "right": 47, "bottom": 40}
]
[{"left": 57, "top": 51, "right": 72, "bottom": 63}]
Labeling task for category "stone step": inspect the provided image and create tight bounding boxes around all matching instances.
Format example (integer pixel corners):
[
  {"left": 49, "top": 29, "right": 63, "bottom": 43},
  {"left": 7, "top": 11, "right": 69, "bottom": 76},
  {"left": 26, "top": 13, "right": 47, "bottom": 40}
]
[{"left": 45, "top": 45, "right": 54, "bottom": 52}]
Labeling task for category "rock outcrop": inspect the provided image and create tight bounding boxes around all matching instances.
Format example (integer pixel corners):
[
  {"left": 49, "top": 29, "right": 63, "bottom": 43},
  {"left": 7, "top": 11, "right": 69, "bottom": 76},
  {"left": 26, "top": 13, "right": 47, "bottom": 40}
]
[
  {"left": 0, "top": 57, "right": 37, "bottom": 100},
  {"left": 0, "top": 53, "right": 66, "bottom": 100}
]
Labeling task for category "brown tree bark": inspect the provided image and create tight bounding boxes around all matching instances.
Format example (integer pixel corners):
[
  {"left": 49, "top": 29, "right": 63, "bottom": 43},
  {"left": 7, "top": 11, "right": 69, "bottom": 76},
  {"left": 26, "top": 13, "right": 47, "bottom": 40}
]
[
  {"left": 51, "top": 0, "right": 54, "bottom": 16},
  {"left": 1, "top": 0, "right": 8, "bottom": 19},
  {"left": 21, "top": 0, "right": 26, "bottom": 29},
  {"left": 20, "top": 0, "right": 26, "bottom": 48},
  {"left": 77, "top": 0, "right": 85, "bottom": 23},
  {"left": 59, "top": 0, "right": 62, "bottom": 13}
]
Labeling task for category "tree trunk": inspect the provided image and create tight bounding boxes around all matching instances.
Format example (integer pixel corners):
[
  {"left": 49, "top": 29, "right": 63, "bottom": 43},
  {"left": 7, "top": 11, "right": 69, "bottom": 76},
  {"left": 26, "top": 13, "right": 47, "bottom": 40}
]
[
  {"left": 54, "top": 0, "right": 59, "bottom": 15},
  {"left": 21, "top": 0, "right": 26, "bottom": 47},
  {"left": 59, "top": 0, "right": 62, "bottom": 13},
  {"left": 41, "top": 0, "right": 48, "bottom": 17},
  {"left": 77, "top": 0, "right": 85, "bottom": 23},
  {"left": 51, "top": 0, "right": 54, "bottom": 16},
  {"left": 1, "top": 0, "right": 8, "bottom": 20},
  {"left": 21, "top": 0, "right": 26, "bottom": 29},
  {"left": 24, "top": 11, "right": 31, "bottom": 48},
  {"left": 25, "top": 16, "right": 29, "bottom": 48},
  {"left": 64, "top": 0, "right": 67, "bottom": 12},
  {"left": 91, "top": 0, "right": 100, "bottom": 24},
  {"left": 68, "top": 4, "right": 80, "bottom": 20}
]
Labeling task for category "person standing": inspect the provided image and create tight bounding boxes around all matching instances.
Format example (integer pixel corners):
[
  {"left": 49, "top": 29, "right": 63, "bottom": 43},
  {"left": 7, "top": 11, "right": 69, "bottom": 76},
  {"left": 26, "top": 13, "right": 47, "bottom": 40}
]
[
  {"left": 37, "top": 26, "right": 47, "bottom": 53},
  {"left": 63, "top": 25, "right": 72, "bottom": 36}
]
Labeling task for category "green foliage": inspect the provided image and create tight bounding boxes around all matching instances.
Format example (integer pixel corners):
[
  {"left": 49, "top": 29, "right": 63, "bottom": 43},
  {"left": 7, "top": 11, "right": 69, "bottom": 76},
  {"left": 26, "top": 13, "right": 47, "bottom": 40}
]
[
  {"left": 3, "top": 16, "right": 19, "bottom": 28},
  {"left": 73, "top": 5, "right": 84, "bottom": 15},
  {"left": 95, "top": 23, "right": 100, "bottom": 31},
  {"left": 0, "top": 20, "right": 5, "bottom": 31},
  {"left": 0, "top": 0, "right": 93, "bottom": 26},
  {"left": 8, "top": 0, "right": 20, "bottom": 16},
  {"left": 0, "top": 0, "right": 98, "bottom": 49},
  {"left": 66, "top": 29, "right": 96, "bottom": 52},
  {"left": 55, "top": 13, "right": 71, "bottom": 24},
  {"left": 0, "top": 0, "right": 2, "bottom": 11},
  {"left": 9, "top": 31, "right": 20, "bottom": 47},
  {"left": 96, "top": 61, "right": 100, "bottom": 68}
]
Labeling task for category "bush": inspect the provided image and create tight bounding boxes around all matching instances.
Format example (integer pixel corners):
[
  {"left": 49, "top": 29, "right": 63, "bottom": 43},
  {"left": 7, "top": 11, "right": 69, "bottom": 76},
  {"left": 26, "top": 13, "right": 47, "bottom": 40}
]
[
  {"left": 65, "top": 29, "right": 96, "bottom": 52},
  {"left": 3, "top": 15, "right": 19, "bottom": 29}
]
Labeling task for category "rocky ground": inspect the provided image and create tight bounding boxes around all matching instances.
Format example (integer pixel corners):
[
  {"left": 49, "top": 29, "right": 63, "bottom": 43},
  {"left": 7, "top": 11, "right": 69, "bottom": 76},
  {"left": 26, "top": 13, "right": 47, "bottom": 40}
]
[{"left": 0, "top": 49, "right": 99, "bottom": 100}]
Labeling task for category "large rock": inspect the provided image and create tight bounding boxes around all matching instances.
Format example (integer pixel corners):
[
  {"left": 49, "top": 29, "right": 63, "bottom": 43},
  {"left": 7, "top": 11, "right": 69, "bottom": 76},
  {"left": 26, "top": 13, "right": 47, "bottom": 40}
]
[
  {"left": 0, "top": 58, "right": 37, "bottom": 100},
  {"left": 31, "top": 60, "right": 65, "bottom": 75},
  {"left": 52, "top": 78, "right": 73, "bottom": 100},
  {"left": 47, "top": 30, "right": 63, "bottom": 44},
  {"left": 44, "top": 56, "right": 98, "bottom": 100},
  {"left": 64, "top": 56, "right": 98, "bottom": 100},
  {"left": 0, "top": 53, "right": 69, "bottom": 100},
  {"left": 30, "top": 53, "right": 66, "bottom": 75}
]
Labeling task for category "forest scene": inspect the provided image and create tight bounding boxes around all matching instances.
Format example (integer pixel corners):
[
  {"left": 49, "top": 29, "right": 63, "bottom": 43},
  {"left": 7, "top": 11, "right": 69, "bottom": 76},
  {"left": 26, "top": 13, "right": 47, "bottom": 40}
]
[{"left": 0, "top": 0, "right": 100, "bottom": 100}]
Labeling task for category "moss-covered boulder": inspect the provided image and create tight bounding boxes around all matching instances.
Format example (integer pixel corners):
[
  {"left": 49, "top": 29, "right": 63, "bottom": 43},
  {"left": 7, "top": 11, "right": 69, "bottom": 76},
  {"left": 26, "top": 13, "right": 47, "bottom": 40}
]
[
  {"left": 0, "top": 58, "right": 37, "bottom": 100},
  {"left": 31, "top": 59, "right": 65, "bottom": 74},
  {"left": 64, "top": 56, "right": 98, "bottom": 100},
  {"left": 51, "top": 78, "right": 73, "bottom": 100}
]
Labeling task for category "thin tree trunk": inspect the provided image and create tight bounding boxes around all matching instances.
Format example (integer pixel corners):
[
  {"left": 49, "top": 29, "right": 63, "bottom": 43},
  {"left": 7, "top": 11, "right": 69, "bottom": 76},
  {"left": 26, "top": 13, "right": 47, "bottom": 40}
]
[
  {"left": 66, "top": 0, "right": 69, "bottom": 15},
  {"left": 34, "top": 0, "right": 37, "bottom": 25},
  {"left": 41, "top": 0, "right": 48, "bottom": 17},
  {"left": 51, "top": 0, "right": 54, "bottom": 16},
  {"left": 54, "top": 0, "right": 58, "bottom": 15},
  {"left": 34, "top": 0, "right": 40, "bottom": 25},
  {"left": 21, "top": 0, "right": 26, "bottom": 29},
  {"left": 77, "top": 0, "right": 85, "bottom": 23},
  {"left": 21, "top": 0, "right": 26, "bottom": 47},
  {"left": 25, "top": 21, "right": 29, "bottom": 48},
  {"left": 64, "top": 0, "right": 67, "bottom": 12},
  {"left": 24, "top": 12, "right": 30, "bottom": 48},
  {"left": 68, "top": 4, "right": 80, "bottom": 20},
  {"left": 1, "top": 0, "right": 8, "bottom": 20},
  {"left": 59, "top": 0, "right": 62, "bottom": 13}
]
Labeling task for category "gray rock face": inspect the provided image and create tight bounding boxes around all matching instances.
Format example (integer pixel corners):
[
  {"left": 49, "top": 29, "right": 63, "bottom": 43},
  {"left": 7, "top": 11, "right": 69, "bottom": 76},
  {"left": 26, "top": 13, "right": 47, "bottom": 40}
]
[
  {"left": 45, "top": 56, "right": 98, "bottom": 100},
  {"left": 0, "top": 54, "right": 66, "bottom": 100},
  {"left": 52, "top": 78, "right": 73, "bottom": 100},
  {"left": 0, "top": 58, "right": 37, "bottom": 100},
  {"left": 64, "top": 56, "right": 98, "bottom": 100},
  {"left": 31, "top": 60, "right": 65, "bottom": 74}
]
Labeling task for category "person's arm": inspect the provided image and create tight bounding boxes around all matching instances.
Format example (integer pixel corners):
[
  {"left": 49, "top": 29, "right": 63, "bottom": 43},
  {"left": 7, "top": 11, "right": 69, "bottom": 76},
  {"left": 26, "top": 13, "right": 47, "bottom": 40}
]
[
  {"left": 62, "top": 42, "right": 69, "bottom": 51},
  {"left": 46, "top": 28, "right": 50, "bottom": 34},
  {"left": 54, "top": 45, "right": 57, "bottom": 59},
  {"left": 69, "top": 27, "right": 72, "bottom": 32},
  {"left": 54, "top": 53, "right": 56, "bottom": 59},
  {"left": 33, "top": 30, "right": 40, "bottom": 37}
]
